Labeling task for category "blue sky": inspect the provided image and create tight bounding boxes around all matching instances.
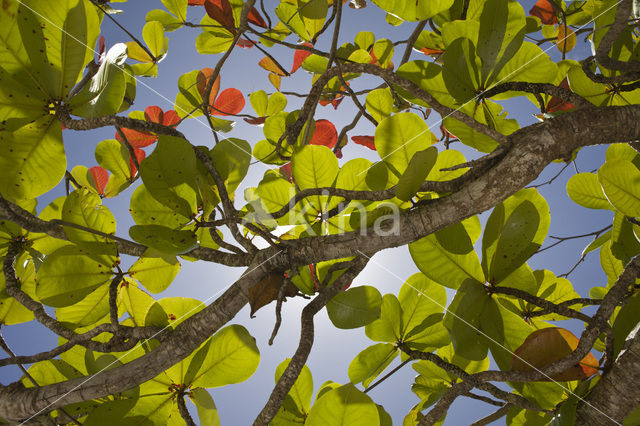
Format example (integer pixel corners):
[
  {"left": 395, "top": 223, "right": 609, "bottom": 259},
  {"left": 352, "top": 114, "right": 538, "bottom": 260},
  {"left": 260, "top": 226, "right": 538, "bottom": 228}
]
[{"left": 0, "top": 1, "right": 615, "bottom": 424}]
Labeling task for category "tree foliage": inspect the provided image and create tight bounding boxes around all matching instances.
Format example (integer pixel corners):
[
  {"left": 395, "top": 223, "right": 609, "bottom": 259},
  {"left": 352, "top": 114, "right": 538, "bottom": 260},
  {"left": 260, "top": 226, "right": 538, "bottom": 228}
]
[{"left": 0, "top": 0, "right": 640, "bottom": 424}]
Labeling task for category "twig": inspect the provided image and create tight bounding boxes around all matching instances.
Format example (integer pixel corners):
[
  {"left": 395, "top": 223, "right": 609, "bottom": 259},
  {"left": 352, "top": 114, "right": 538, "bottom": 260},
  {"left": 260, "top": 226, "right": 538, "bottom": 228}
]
[{"left": 253, "top": 257, "right": 368, "bottom": 425}]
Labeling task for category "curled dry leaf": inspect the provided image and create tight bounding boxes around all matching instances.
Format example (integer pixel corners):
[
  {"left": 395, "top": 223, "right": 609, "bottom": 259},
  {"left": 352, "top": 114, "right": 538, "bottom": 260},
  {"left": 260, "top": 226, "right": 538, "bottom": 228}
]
[{"left": 248, "top": 272, "right": 298, "bottom": 317}]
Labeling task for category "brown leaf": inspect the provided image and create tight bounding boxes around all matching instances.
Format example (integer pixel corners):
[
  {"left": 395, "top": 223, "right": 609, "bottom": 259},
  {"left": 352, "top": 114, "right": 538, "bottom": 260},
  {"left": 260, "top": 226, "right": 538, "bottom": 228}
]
[{"left": 248, "top": 272, "right": 297, "bottom": 317}]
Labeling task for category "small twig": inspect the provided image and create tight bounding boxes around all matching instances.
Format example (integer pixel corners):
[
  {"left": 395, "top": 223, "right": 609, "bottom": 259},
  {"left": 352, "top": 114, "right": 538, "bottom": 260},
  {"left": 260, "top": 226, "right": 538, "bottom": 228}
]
[
  {"left": 364, "top": 358, "right": 411, "bottom": 393},
  {"left": 469, "top": 404, "right": 511, "bottom": 426}
]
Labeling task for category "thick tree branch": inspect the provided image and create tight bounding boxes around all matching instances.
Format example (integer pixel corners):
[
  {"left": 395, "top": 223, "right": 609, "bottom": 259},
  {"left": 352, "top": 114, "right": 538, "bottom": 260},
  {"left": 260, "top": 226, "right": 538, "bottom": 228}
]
[{"left": 0, "top": 105, "right": 639, "bottom": 420}]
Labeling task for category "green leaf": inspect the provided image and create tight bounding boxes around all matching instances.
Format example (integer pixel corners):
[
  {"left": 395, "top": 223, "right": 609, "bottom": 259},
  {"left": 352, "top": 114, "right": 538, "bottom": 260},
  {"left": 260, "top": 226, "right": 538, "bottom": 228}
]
[
  {"left": 139, "top": 136, "right": 198, "bottom": 220},
  {"left": 130, "top": 184, "right": 190, "bottom": 228},
  {"left": 196, "top": 29, "right": 234, "bottom": 54},
  {"left": 348, "top": 343, "right": 398, "bottom": 388},
  {"left": 409, "top": 216, "right": 485, "bottom": 289},
  {"left": 56, "top": 283, "right": 111, "bottom": 327},
  {"left": 128, "top": 249, "right": 180, "bottom": 293},
  {"left": 365, "top": 88, "right": 395, "bottom": 123},
  {"left": 395, "top": 147, "right": 438, "bottom": 201},
  {"left": 477, "top": 0, "right": 526, "bottom": 84},
  {"left": 95, "top": 139, "right": 133, "bottom": 182},
  {"left": 275, "top": 358, "right": 313, "bottom": 416},
  {"left": 442, "top": 38, "right": 481, "bottom": 104},
  {"left": 398, "top": 273, "right": 447, "bottom": 338},
  {"left": 62, "top": 188, "right": 117, "bottom": 246},
  {"left": 162, "top": 0, "right": 187, "bottom": 22},
  {"left": 601, "top": 241, "right": 625, "bottom": 286},
  {"left": 443, "top": 279, "right": 490, "bottom": 360},
  {"left": 375, "top": 113, "right": 434, "bottom": 176},
  {"left": 191, "top": 388, "right": 220, "bottom": 426},
  {"left": 210, "top": 138, "right": 252, "bottom": 194},
  {"left": 129, "top": 225, "right": 198, "bottom": 255},
  {"left": 482, "top": 188, "right": 550, "bottom": 284},
  {"left": 326, "top": 286, "right": 382, "bottom": 329},
  {"left": 36, "top": 247, "right": 114, "bottom": 308},
  {"left": 186, "top": 324, "right": 260, "bottom": 387},
  {"left": 355, "top": 31, "right": 375, "bottom": 50},
  {"left": 146, "top": 9, "right": 183, "bottom": 32},
  {"left": 365, "top": 294, "right": 402, "bottom": 342},
  {"left": 19, "top": 0, "right": 100, "bottom": 99},
  {"left": 566, "top": 172, "right": 613, "bottom": 210},
  {"left": 117, "top": 278, "right": 157, "bottom": 327},
  {"left": 598, "top": 159, "right": 640, "bottom": 217},
  {"left": 306, "top": 384, "right": 380, "bottom": 426},
  {"left": 292, "top": 145, "right": 339, "bottom": 212},
  {"left": 23, "top": 359, "right": 83, "bottom": 388},
  {"left": 0, "top": 117, "right": 64, "bottom": 201},
  {"left": 371, "top": 0, "right": 454, "bottom": 21}
]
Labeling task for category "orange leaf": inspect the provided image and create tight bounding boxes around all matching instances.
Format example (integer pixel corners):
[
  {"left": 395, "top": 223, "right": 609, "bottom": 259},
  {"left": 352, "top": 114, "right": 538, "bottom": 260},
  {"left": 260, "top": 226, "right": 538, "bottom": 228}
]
[
  {"left": 309, "top": 119, "right": 338, "bottom": 149},
  {"left": 188, "top": 0, "right": 205, "bottom": 4},
  {"left": 352, "top": 135, "right": 376, "bottom": 150},
  {"left": 204, "top": 0, "right": 236, "bottom": 32},
  {"left": 268, "top": 73, "right": 281, "bottom": 91},
  {"left": 421, "top": 47, "right": 445, "bottom": 56},
  {"left": 116, "top": 128, "right": 157, "bottom": 148},
  {"left": 259, "top": 57, "right": 288, "bottom": 77},
  {"left": 89, "top": 167, "right": 108, "bottom": 195},
  {"left": 211, "top": 88, "right": 245, "bottom": 116},
  {"left": 291, "top": 44, "right": 313, "bottom": 73},
  {"left": 511, "top": 327, "right": 600, "bottom": 382},
  {"left": 529, "top": 0, "right": 556, "bottom": 25},
  {"left": 197, "top": 68, "right": 221, "bottom": 106}
]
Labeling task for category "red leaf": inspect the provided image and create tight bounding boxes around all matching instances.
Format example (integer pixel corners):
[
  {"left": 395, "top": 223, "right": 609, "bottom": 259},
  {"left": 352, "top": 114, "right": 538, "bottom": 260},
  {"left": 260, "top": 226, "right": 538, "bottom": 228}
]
[
  {"left": 291, "top": 43, "right": 313, "bottom": 73},
  {"left": 309, "top": 119, "right": 338, "bottom": 149},
  {"left": 248, "top": 7, "right": 268, "bottom": 28},
  {"left": 279, "top": 162, "right": 293, "bottom": 182},
  {"left": 144, "top": 105, "right": 163, "bottom": 124},
  {"left": 211, "top": 88, "right": 245, "bottom": 116},
  {"left": 129, "top": 148, "right": 146, "bottom": 177},
  {"left": 188, "top": 0, "right": 205, "bottom": 4},
  {"left": 258, "top": 57, "right": 288, "bottom": 76},
  {"left": 352, "top": 135, "right": 376, "bottom": 150},
  {"left": 197, "top": 68, "right": 221, "bottom": 106},
  {"left": 204, "top": 0, "right": 236, "bottom": 32},
  {"left": 89, "top": 167, "right": 108, "bottom": 195},
  {"left": 162, "top": 110, "right": 180, "bottom": 127},
  {"left": 335, "top": 148, "right": 343, "bottom": 159},
  {"left": 116, "top": 128, "right": 157, "bottom": 148},
  {"left": 546, "top": 78, "right": 576, "bottom": 113},
  {"left": 244, "top": 116, "right": 267, "bottom": 125},
  {"left": 530, "top": 0, "right": 557, "bottom": 25}
]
